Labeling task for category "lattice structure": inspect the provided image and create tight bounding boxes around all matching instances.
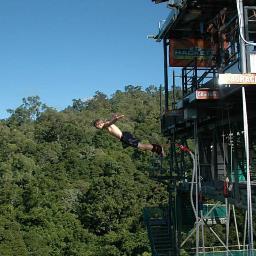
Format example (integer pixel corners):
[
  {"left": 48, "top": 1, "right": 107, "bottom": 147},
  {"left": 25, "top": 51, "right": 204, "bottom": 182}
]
[{"left": 146, "top": 1, "right": 256, "bottom": 255}]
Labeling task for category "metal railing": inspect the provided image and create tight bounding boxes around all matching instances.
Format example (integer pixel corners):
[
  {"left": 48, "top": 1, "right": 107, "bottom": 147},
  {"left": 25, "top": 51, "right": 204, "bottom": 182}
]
[{"left": 182, "top": 58, "right": 218, "bottom": 97}]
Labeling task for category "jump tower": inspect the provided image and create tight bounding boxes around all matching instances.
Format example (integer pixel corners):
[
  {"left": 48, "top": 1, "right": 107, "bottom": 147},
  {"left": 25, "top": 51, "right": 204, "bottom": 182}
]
[{"left": 144, "top": 0, "right": 256, "bottom": 255}]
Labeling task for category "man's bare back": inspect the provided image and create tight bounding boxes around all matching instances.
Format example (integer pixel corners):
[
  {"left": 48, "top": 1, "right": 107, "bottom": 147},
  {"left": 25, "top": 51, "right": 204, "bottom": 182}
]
[{"left": 94, "top": 114, "right": 124, "bottom": 140}]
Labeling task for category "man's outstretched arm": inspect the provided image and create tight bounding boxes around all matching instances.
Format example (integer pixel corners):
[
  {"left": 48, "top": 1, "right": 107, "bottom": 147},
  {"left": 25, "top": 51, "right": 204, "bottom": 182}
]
[{"left": 103, "top": 114, "right": 124, "bottom": 128}]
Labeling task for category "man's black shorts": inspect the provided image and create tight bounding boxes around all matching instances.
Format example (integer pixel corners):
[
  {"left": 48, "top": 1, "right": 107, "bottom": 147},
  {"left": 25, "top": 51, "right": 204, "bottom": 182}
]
[{"left": 120, "top": 131, "right": 139, "bottom": 148}]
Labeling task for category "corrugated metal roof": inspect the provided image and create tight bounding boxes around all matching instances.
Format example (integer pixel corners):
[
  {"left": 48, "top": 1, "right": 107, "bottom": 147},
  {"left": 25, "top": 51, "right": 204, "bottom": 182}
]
[
  {"left": 151, "top": 0, "right": 168, "bottom": 4},
  {"left": 153, "top": 0, "right": 237, "bottom": 41}
]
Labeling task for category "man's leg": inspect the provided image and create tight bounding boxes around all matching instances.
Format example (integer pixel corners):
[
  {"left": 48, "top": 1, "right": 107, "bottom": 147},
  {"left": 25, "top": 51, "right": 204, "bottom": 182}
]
[
  {"left": 138, "top": 143, "right": 153, "bottom": 151},
  {"left": 138, "top": 143, "right": 164, "bottom": 157}
]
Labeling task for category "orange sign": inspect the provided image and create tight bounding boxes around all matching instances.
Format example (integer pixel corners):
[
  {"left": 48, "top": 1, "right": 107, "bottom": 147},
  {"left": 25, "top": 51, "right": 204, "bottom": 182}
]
[
  {"left": 196, "top": 89, "right": 220, "bottom": 100},
  {"left": 218, "top": 73, "right": 256, "bottom": 85},
  {"left": 169, "top": 38, "right": 213, "bottom": 67}
]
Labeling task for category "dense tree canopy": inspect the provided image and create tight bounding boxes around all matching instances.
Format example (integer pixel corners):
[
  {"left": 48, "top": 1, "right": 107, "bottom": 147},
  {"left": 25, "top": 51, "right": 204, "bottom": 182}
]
[{"left": 0, "top": 86, "right": 168, "bottom": 255}]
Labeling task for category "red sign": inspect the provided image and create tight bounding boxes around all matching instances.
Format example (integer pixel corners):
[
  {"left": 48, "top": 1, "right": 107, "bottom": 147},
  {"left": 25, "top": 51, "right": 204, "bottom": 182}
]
[
  {"left": 196, "top": 89, "right": 220, "bottom": 100},
  {"left": 218, "top": 73, "right": 256, "bottom": 85},
  {"left": 169, "top": 38, "right": 213, "bottom": 67}
]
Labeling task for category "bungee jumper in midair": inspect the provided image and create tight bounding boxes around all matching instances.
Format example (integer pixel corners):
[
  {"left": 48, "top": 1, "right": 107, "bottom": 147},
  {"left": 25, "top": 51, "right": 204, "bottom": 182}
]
[{"left": 93, "top": 114, "right": 165, "bottom": 157}]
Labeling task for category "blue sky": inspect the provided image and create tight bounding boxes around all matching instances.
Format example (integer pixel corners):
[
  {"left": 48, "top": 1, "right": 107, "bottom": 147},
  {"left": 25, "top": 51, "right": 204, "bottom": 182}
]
[{"left": 0, "top": 1, "right": 169, "bottom": 118}]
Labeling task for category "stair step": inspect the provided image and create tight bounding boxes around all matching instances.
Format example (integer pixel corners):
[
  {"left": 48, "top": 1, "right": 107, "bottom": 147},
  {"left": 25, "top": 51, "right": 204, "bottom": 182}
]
[
  {"left": 152, "top": 237, "right": 170, "bottom": 240},
  {"left": 155, "top": 241, "right": 172, "bottom": 246},
  {"left": 155, "top": 245, "right": 172, "bottom": 250}
]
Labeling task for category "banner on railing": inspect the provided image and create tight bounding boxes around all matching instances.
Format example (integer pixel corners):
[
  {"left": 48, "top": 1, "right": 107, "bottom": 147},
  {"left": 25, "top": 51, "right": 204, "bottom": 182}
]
[
  {"left": 218, "top": 73, "right": 256, "bottom": 85},
  {"left": 169, "top": 38, "right": 213, "bottom": 67}
]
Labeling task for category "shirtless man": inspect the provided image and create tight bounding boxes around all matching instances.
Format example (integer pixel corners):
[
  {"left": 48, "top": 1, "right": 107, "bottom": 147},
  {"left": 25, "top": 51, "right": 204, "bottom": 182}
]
[{"left": 93, "top": 114, "right": 164, "bottom": 157}]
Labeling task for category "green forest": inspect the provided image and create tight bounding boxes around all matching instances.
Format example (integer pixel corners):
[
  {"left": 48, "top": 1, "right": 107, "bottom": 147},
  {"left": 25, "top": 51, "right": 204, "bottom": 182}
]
[{"left": 0, "top": 85, "right": 168, "bottom": 256}]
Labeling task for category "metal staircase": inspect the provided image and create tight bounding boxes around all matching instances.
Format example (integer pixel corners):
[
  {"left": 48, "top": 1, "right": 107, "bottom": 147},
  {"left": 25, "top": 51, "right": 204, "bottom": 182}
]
[
  {"left": 150, "top": 224, "right": 173, "bottom": 256},
  {"left": 144, "top": 207, "right": 174, "bottom": 256}
]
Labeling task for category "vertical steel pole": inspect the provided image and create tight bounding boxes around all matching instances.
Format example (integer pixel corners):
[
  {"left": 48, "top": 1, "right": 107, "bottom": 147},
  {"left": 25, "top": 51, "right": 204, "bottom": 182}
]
[
  {"left": 160, "top": 84, "right": 162, "bottom": 115},
  {"left": 242, "top": 87, "right": 254, "bottom": 255},
  {"left": 238, "top": 0, "right": 247, "bottom": 73},
  {"left": 225, "top": 199, "right": 230, "bottom": 256},
  {"left": 172, "top": 70, "right": 176, "bottom": 109},
  {"left": 163, "top": 38, "right": 169, "bottom": 111},
  {"left": 243, "top": 211, "right": 248, "bottom": 250}
]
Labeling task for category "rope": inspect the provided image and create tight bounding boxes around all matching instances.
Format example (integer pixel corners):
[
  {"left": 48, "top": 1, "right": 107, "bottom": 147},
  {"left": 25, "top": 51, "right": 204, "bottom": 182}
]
[{"left": 236, "top": 0, "right": 256, "bottom": 46}]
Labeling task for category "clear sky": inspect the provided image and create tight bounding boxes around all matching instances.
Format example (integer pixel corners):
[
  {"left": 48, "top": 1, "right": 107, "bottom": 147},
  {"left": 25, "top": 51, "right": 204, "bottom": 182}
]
[{"left": 0, "top": 0, "right": 169, "bottom": 118}]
